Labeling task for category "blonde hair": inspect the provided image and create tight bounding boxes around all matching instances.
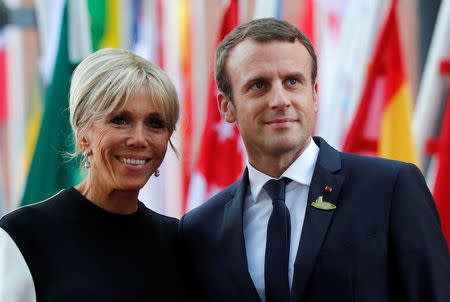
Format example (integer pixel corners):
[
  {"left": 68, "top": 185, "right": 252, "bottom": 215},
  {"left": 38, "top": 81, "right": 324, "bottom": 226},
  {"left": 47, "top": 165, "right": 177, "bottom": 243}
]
[{"left": 69, "top": 48, "right": 179, "bottom": 157}]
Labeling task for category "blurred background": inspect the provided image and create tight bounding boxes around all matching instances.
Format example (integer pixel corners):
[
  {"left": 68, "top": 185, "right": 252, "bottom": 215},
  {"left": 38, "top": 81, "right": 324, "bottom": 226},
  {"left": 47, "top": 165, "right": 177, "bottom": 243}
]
[{"left": 0, "top": 0, "right": 449, "bottom": 240}]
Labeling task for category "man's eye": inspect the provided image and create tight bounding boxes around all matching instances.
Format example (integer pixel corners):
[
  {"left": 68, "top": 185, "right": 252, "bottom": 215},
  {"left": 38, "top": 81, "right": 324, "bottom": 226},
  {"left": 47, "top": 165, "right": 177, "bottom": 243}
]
[
  {"left": 110, "top": 116, "right": 127, "bottom": 125},
  {"left": 287, "top": 78, "right": 298, "bottom": 86},
  {"left": 251, "top": 82, "right": 264, "bottom": 90}
]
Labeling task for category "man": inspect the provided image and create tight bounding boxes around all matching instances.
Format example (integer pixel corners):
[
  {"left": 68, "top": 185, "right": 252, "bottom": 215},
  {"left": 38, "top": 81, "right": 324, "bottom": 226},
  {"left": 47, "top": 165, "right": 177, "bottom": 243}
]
[{"left": 179, "top": 18, "right": 450, "bottom": 302}]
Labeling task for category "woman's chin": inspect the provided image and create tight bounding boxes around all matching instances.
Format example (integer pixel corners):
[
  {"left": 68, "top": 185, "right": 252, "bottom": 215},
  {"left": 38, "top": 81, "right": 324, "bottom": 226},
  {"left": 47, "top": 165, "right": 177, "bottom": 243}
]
[{"left": 118, "top": 181, "right": 149, "bottom": 192}]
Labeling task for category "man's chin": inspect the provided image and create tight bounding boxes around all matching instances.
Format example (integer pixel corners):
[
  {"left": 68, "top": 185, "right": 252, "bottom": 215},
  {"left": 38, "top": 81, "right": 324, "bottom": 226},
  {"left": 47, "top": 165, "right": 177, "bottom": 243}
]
[
  {"left": 265, "top": 137, "right": 310, "bottom": 156},
  {"left": 265, "top": 143, "right": 301, "bottom": 156}
]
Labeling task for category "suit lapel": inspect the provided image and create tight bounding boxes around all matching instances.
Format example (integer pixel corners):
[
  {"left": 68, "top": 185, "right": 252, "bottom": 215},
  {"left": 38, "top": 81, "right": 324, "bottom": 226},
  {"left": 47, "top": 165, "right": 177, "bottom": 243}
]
[
  {"left": 221, "top": 169, "right": 261, "bottom": 301},
  {"left": 290, "top": 137, "right": 345, "bottom": 302}
]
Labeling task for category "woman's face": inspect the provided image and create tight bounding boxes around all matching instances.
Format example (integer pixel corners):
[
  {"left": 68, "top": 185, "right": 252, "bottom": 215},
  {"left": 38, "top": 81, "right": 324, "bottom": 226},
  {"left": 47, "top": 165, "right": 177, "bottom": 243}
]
[{"left": 83, "top": 87, "right": 171, "bottom": 193}]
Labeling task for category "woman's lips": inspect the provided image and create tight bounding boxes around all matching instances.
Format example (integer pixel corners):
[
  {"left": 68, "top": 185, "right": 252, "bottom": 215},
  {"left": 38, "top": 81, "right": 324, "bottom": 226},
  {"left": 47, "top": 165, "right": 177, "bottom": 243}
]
[{"left": 116, "top": 155, "right": 151, "bottom": 166}]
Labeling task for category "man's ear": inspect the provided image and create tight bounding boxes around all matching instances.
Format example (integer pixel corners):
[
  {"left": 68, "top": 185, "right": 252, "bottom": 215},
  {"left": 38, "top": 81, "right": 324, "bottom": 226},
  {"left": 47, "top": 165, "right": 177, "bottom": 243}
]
[
  {"left": 313, "top": 82, "right": 319, "bottom": 113},
  {"left": 217, "top": 92, "right": 236, "bottom": 123}
]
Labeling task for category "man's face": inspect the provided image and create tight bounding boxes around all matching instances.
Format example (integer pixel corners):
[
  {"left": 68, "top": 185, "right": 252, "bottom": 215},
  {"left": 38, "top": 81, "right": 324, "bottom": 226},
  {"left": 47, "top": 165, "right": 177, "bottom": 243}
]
[{"left": 218, "top": 39, "right": 318, "bottom": 163}]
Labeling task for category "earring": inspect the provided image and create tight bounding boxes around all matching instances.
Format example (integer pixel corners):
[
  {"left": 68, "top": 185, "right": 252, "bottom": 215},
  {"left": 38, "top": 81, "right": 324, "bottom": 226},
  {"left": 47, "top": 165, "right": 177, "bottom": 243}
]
[
  {"left": 154, "top": 169, "right": 160, "bottom": 177},
  {"left": 83, "top": 151, "right": 90, "bottom": 168}
]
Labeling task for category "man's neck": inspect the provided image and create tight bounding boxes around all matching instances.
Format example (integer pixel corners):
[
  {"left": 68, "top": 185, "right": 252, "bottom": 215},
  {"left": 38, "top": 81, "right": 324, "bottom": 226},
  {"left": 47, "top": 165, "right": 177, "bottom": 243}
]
[{"left": 247, "top": 137, "right": 312, "bottom": 178}]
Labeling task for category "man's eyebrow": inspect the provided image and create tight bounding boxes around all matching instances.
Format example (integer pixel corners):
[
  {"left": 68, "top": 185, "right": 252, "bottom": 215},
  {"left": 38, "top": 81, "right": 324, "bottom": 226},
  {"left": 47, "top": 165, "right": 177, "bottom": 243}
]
[
  {"left": 240, "top": 76, "right": 267, "bottom": 92},
  {"left": 284, "top": 72, "right": 307, "bottom": 83}
]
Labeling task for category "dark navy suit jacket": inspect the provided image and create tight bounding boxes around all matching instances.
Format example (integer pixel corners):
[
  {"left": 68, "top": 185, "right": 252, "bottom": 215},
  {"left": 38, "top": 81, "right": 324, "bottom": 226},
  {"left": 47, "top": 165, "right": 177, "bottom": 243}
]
[{"left": 179, "top": 137, "right": 450, "bottom": 301}]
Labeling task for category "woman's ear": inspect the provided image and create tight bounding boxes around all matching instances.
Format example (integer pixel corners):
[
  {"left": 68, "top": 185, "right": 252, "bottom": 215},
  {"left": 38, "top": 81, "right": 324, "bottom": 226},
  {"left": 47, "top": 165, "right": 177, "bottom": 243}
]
[
  {"left": 217, "top": 92, "right": 236, "bottom": 123},
  {"left": 79, "top": 134, "right": 89, "bottom": 151}
]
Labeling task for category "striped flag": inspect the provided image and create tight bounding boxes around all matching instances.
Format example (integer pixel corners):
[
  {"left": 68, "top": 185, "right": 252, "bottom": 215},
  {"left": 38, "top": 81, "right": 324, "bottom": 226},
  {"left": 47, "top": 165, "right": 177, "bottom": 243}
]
[
  {"left": 21, "top": 0, "right": 91, "bottom": 205},
  {"left": 314, "top": 0, "right": 347, "bottom": 146},
  {"left": 186, "top": 0, "right": 242, "bottom": 212},
  {"left": 98, "top": 0, "right": 122, "bottom": 48},
  {"left": 298, "top": 0, "right": 315, "bottom": 45},
  {"left": 0, "top": 31, "right": 6, "bottom": 124},
  {"left": 136, "top": 0, "right": 169, "bottom": 214},
  {"left": 315, "top": 0, "right": 384, "bottom": 149},
  {"left": 145, "top": 0, "right": 183, "bottom": 217},
  {"left": 342, "top": 0, "right": 418, "bottom": 166},
  {"left": 0, "top": 30, "right": 6, "bottom": 213},
  {"left": 253, "top": 0, "right": 282, "bottom": 19},
  {"left": 412, "top": 0, "right": 450, "bottom": 172},
  {"left": 432, "top": 87, "right": 450, "bottom": 247},
  {"left": 179, "top": 0, "right": 193, "bottom": 210}
]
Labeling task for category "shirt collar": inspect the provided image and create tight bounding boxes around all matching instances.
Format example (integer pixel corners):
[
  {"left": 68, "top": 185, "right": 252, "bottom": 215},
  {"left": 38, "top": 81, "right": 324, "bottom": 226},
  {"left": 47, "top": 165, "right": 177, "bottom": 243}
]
[{"left": 247, "top": 138, "right": 320, "bottom": 203}]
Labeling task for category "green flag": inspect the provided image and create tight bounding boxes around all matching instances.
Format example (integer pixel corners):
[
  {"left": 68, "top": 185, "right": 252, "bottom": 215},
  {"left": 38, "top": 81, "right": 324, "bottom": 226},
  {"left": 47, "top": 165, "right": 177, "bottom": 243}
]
[{"left": 21, "top": 3, "right": 81, "bottom": 205}]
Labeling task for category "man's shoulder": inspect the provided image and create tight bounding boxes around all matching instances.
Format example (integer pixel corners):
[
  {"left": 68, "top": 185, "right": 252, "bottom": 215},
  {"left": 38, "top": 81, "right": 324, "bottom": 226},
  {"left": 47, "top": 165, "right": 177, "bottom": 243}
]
[
  {"left": 182, "top": 180, "right": 241, "bottom": 224},
  {"left": 314, "top": 136, "right": 416, "bottom": 175},
  {"left": 339, "top": 151, "right": 416, "bottom": 173}
]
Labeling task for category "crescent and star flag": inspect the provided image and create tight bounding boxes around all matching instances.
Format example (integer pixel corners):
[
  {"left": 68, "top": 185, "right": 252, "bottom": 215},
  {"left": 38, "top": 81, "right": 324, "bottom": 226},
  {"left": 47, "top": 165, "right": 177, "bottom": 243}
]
[{"left": 185, "top": 0, "right": 242, "bottom": 212}]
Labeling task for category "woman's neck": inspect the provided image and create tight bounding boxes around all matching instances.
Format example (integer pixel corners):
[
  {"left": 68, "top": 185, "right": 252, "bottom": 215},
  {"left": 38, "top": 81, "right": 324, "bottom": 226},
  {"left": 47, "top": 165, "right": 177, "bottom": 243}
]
[{"left": 75, "top": 179, "right": 139, "bottom": 214}]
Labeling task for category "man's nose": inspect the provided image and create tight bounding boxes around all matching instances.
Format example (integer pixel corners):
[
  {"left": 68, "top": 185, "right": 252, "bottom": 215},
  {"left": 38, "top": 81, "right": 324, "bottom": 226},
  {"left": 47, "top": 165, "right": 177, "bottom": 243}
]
[{"left": 269, "top": 82, "right": 290, "bottom": 108}]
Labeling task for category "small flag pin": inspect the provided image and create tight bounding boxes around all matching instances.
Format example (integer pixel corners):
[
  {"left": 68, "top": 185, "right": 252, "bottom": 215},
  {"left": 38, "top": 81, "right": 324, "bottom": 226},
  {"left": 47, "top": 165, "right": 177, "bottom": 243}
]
[{"left": 325, "top": 186, "right": 332, "bottom": 192}]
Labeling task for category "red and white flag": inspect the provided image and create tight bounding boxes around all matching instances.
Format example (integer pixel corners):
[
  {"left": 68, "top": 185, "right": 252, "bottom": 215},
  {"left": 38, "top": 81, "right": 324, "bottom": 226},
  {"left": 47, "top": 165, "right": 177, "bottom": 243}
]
[
  {"left": 342, "top": 0, "right": 418, "bottom": 166},
  {"left": 432, "top": 87, "right": 450, "bottom": 248},
  {"left": 0, "top": 30, "right": 7, "bottom": 212},
  {"left": 185, "top": 0, "right": 243, "bottom": 212},
  {"left": 298, "top": 0, "right": 315, "bottom": 45},
  {"left": 0, "top": 30, "right": 7, "bottom": 125}
]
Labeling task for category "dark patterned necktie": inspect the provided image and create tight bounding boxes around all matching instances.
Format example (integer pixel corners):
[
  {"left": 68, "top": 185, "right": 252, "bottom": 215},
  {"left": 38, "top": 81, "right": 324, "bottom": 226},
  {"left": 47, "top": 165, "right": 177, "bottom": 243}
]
[{"left": 263, "top": 178, "right": 291, "bottom": 302}]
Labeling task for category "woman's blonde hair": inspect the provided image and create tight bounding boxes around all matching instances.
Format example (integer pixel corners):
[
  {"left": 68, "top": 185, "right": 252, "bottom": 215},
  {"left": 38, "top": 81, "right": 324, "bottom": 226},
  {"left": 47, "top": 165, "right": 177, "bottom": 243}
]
[{"left": 69, "top": 48, "right": 179, "bottom": 157}]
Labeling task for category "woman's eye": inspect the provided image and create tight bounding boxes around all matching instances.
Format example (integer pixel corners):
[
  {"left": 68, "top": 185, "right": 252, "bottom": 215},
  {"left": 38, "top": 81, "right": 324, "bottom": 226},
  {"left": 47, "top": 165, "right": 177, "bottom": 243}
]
[
  {"left": 110, "top": 116, "right": 127, "bottom": 125},
  {"left": 148, "top": 119, "right": 164, "bottom": 129}
]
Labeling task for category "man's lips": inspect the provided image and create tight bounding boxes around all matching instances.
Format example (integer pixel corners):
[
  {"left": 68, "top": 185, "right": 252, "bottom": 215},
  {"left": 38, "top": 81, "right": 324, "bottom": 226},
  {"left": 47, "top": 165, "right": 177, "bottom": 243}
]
[{"left": 265, "top": 118, "right": 297, "bottom": 127}]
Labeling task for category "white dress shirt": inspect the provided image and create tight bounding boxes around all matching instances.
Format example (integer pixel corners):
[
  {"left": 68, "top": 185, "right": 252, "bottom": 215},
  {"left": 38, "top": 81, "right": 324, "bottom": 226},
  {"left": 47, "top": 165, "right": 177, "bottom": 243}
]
[{"left": 243, "top": 139, "right": 319, "bottom": 302}]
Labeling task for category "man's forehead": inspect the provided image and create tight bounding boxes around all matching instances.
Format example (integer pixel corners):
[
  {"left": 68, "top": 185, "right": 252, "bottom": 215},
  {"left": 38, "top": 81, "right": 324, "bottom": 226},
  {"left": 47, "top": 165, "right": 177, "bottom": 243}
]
[
  {"left": 226, "top": 39, "right": 312, "bottom": 77},
  {"left": 227, "top": 39, "right": 309, "bottom": 63}
]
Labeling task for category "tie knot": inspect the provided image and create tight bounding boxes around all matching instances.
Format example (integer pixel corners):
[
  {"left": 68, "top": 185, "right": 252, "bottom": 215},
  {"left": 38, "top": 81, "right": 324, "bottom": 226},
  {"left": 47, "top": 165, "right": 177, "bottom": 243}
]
[{"left": 263, "top": 178, "right": 290, "bottom": 203}]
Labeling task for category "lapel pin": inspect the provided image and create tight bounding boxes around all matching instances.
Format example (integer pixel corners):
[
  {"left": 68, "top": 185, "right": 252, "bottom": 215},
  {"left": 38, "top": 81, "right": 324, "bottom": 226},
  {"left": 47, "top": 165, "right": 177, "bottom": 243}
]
[
  {"left": 311, "top": 196, "right": 336, "bottom": 210},
  {"left": 325, "top": 186, "right": 332, "bottom": 192}
]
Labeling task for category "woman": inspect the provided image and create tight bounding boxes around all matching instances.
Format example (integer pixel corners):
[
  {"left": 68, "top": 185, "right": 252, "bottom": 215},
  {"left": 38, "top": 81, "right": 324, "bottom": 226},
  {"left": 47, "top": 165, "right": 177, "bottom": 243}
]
[{"left": 0, "top": 48, "right": 189, "bottom": 301}]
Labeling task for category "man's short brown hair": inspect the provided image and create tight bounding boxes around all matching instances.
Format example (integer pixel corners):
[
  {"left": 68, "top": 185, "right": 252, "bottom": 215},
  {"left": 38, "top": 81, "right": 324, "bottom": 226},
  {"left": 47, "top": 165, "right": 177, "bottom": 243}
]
[{"left": 214, "top": 18, "right": 317, "bottom": 102}]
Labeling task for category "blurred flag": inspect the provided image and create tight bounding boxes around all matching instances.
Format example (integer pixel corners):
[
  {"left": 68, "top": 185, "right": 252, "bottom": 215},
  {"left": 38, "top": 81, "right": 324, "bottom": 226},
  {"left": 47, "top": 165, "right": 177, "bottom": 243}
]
[
  {"left": 136, "top": 0, "right": 173, "bottom": 215},
  {"left": 130, "top": 0, "right": 158, "bottom": 61},
  {"left": 153, "top": 0, "right": 183, "bottom": 217},
  {"left": 35, "top": 0, "right": 65, "bottom": 85},
  {"left": 342, "top": 0, "right": 418, "bottom": 166},
  {"left": 314, "top": 0, "right": 347, "bottom": 145},
  {"left": 298, "top": 0, "right": 315, "bottom": 45},
  {"left": 0, "top": 31, "right": 6, "bottom": 124},
  {"left": 412, "top": 0, "right": 450, "bottom": 170},
  {"left": 253, "top": 0, "right": 282, "bottom": 19},
  {"left": 186, "top": 0, "right": 242, "bottom": 212},
  {"left": 21, "top": 0, "right": 92, "bottom": 205},
  {"left": 179, "top": 0, "right": 193, "bottom": 209},
  {"left": 315, "top": 0, "right": 384, "bottom": 149},
  {"left": 23, "top": 75, "right": 44, "bottom": 181},
  {"left": 86, "top": 0, "right": 106, "bottom": 51},
  {"left": 432, "top": 87, "right": 450, "bottom": 247},
  {"left": 415, "top": 0, "right": 450, "bottom": 247},
  {"left": 0, "top": 30, "right": 6, "bottom": 212},
  {"left": 0, "top": 160, "right": 4, "bottom": 214},
  {"left": 98, "top": 0, "right": 121, "bottom": 48}
]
